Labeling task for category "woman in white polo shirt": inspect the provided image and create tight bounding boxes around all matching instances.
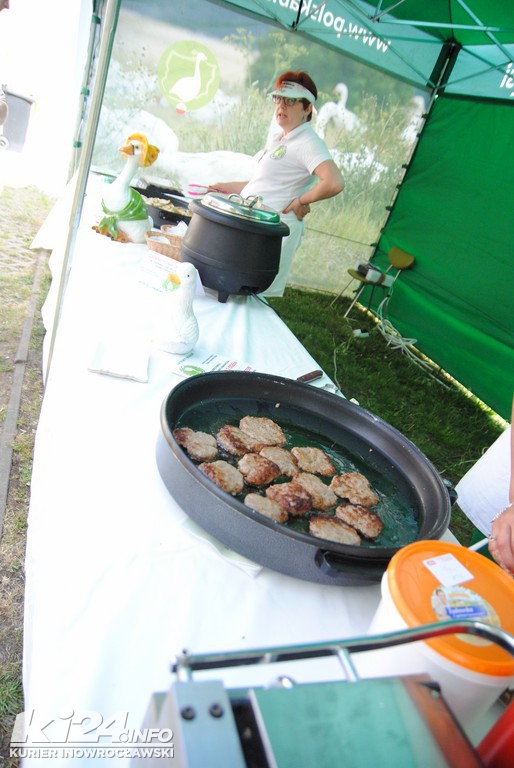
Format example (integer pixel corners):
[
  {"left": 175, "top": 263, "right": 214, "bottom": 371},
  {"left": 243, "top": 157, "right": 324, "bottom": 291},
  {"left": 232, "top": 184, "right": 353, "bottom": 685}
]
[{"left": 209, "top": 70, "right": 344, "bottom": 297}]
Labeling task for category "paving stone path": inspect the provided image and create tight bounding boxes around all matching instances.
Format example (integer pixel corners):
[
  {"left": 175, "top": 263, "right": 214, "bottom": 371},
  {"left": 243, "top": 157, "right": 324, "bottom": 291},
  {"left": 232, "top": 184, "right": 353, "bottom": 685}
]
[{"left": 0, "top": 184, "right": 54, "bottom": 531}]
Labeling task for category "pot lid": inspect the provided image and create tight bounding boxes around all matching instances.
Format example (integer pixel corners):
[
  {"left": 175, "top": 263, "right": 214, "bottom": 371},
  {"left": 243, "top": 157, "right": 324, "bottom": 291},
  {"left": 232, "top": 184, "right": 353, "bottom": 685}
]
[{"left": 200, "top": 192, "right": 281, "bottom": 224}]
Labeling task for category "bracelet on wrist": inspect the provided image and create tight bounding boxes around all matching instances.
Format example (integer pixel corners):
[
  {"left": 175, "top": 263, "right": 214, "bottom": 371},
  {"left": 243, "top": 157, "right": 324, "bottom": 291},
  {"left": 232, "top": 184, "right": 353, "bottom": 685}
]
[{"left": 491, "top": 501, "right": 514, "bottom": 524}]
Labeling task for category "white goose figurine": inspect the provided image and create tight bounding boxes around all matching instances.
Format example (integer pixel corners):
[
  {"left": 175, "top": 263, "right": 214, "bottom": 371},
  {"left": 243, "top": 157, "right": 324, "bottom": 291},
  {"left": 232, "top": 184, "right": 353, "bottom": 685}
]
[
  {"left": 97, "top": 132, "right": 159, "bottom": 243},
  {"left": 157, "top": 262, "right": 199, "bottom": 355}
]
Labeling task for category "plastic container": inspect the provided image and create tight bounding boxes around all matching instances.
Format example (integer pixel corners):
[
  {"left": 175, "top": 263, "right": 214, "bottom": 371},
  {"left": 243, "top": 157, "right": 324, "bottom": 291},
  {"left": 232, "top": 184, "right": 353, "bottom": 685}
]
[
  {"left": 365, "top": 266, "right": 393, "bottom": 287},
  {"left": 355, "top": 540, "right": 514, "bottom": 729},
  {"left": 2, "top": 88, "right": 34, "bottom": 152}
]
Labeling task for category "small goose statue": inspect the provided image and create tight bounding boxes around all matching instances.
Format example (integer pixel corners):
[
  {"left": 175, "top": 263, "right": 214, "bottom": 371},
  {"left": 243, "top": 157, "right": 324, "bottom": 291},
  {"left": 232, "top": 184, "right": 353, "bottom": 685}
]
[
  {"left": 157, "top": 262, "right": 199, "bottom": 355},
  {"left": 96, "top": 132, "right": 159, "bottom": 243}
]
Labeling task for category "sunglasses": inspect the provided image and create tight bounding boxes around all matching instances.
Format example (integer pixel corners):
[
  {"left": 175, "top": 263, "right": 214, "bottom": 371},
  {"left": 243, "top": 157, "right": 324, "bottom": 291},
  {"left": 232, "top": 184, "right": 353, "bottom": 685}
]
[{"left": 272, "top": 95, "right": 301, "bottom": 106}]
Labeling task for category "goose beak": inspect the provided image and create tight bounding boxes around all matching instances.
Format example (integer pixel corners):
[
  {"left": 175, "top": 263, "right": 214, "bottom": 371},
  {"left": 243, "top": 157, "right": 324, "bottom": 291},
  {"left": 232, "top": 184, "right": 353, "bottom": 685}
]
[
  {"left": 119, "top": 143, "right": 135, "bottom": 158},
  {"left": 168, "top": 273, "right": 181, "bottom": 285}
]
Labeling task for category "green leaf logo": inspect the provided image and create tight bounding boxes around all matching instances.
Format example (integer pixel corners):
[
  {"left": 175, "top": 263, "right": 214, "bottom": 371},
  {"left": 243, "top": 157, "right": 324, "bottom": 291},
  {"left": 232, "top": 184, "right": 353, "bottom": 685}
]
[
  {"left": 180, "top": 364, "right": 205, "bottom": 376},
  {"left": 271, "top": 145, "right": 287, "bottom": 159}
]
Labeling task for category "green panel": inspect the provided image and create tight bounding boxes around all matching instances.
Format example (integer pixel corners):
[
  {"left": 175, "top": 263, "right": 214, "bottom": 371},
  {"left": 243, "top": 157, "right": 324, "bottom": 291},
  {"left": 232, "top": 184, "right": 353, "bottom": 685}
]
[
  {"left": 250, "top": 678, "right": 446, "bottom": 767},
  {"left": 369, "top": 96, "right": 514, "bottom": 419}
]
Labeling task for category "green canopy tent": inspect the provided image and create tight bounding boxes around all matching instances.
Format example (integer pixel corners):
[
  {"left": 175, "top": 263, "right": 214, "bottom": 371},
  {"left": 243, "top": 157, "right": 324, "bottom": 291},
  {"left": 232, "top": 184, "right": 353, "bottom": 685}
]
[{"left": 55, "top": 0, "right": 513, "bottom": 419}]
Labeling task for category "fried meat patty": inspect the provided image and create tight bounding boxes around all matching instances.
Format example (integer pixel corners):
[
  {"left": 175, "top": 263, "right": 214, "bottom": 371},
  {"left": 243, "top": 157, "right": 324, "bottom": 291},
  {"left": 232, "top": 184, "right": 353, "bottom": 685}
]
[
  {"left": 173, "top": 427, "right": 218, "bottom": 462},
  {"left": 295, "top": 472, "right": 337, "bottom": 510},
  {"left": 329, "top": 471, "right": 379, "bottom": 506},
  {"left": 198, "top": 460, "right": 244, "bottom": 496},
  {"left": 290, "top": 446, "right": 337, "bottom": 477},
  {"left": 265, "top": 481, "right": 312, "bottom": 516},
  {"left": 309, "top": 515, "right": 361, "bottom": 546},
  {"left": 335, "top": 504, "right": 383, "bottom": 540},
  {"left": 259, "top": 446, "right": 299, "bottom": 478},
  {"left": 217, "top": 425, "right": 262, "bottom": 456},
  {"left": 238, "top": 453, "right": 281, "bottom": 486},
  {"left": 244, "top": 493, "right": 288, "bottom": 523},
  {"left": 239, "top": 416, "right": 286, "bottom": 446}
]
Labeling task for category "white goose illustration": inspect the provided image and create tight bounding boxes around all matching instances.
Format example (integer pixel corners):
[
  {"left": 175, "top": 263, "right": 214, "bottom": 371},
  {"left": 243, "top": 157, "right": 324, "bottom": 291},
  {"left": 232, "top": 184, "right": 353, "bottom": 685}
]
[
  {"left": 401, "top": 95, "right": 426, "bottom": 144},
  {"left": 316, "top": 82, "right": 362, "bottom": 139},
  {"left": 170, "top": 52, "right": 208, "bottom": 103}
]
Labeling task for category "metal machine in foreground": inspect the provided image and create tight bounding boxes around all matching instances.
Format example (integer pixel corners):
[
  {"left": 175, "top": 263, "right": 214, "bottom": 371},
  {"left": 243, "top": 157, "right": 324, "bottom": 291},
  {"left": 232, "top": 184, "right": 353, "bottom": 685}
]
[{"left": 134, "top": 620, "right": 514, "bottom": 767}]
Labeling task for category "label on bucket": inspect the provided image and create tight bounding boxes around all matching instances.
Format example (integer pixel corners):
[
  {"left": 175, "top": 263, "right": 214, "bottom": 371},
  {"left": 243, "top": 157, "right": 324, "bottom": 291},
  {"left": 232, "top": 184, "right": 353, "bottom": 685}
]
[
  {"left": 423, "top": 553, "right": 474, "bottom": 586},
  {"left": 431, "top": 585, "right": 500, "bottom": 646}
]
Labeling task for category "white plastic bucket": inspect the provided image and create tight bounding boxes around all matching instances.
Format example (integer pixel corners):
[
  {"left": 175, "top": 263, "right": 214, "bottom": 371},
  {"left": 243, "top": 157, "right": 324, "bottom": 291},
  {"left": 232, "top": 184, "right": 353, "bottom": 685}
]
[{"left": 354, "top": 541, "right": 514, "bottom": 729}]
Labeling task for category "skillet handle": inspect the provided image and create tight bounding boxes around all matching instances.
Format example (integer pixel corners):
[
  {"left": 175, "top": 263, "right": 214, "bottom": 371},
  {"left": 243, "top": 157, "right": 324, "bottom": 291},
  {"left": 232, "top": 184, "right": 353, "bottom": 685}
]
[
  {"left": 315, "top": 549, "right": 387, "bottom": 582},
  {"left": 442, "top": 477, "right": 458, "bottom": 507}
]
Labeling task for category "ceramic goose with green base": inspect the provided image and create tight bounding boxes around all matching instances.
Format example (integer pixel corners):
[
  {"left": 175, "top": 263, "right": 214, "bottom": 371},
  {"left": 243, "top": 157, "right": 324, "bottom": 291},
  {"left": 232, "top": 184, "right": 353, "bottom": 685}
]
[{"left": 97, "top": 132, "right": 159, "bottom": 243}]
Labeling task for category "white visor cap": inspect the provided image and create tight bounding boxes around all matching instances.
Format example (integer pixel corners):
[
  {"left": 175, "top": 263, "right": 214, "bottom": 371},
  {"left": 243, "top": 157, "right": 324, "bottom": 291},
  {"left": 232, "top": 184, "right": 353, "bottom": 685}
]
[{"left": 270, "top": 81, "right": 316, "bottom": 104}]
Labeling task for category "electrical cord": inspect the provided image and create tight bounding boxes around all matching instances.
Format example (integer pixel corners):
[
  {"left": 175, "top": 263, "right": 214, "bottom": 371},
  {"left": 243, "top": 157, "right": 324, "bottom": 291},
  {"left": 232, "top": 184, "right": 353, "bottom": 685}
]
[{"left": 372, "top": 290, "right": 452, "bottom": 388}]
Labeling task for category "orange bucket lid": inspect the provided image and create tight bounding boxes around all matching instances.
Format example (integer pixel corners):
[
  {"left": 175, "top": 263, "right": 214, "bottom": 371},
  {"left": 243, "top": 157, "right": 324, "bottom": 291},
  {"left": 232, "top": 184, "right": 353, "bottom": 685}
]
[{"left": 387, "top": 540, "right": 514, "bottom": 677}]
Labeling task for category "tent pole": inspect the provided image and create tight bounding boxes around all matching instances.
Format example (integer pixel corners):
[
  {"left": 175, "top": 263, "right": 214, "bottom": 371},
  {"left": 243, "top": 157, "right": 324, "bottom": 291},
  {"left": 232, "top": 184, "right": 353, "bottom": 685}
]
[
  {"left": 45, "top": 0, "right": 121, "bottom": 382},
  {"left": 67, "top": 0, "right": 104, "bottom": 181}
]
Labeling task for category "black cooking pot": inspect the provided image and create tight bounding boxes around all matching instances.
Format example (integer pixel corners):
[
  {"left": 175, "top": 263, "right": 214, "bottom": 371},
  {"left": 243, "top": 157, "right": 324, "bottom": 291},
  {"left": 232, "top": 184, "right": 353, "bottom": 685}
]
[
  {"left": 156, "top": 373, "right": 451, "bottom": 587},
  {"left": 181, "top": 193, "right": 290, "bottom": 303}
]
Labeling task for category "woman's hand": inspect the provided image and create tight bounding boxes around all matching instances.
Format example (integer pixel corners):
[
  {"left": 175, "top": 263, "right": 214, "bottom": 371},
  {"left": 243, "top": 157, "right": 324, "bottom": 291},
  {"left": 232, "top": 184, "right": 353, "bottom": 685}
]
[
  {"left": 283, "top": 159, "right": 343, "bottom": 221},
  {"left": 489, "top": 505, "right": 514, "bottom": 574},
  {"left": 283, "top": 197, "right": 311, "bottom": 221}
]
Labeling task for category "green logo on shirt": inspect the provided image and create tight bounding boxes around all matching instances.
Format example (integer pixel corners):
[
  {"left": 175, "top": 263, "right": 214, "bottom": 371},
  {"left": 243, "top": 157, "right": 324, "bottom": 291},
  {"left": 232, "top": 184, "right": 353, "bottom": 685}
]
[{"left": 271, "top": 145, "right": 287, "bottom": 159}]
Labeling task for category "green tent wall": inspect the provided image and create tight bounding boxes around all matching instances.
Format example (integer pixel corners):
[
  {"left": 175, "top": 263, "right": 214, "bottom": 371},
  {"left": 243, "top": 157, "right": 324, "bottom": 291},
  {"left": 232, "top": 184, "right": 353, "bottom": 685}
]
[{"left": 368, "top": 95, "right": 513, "bottom": 418}]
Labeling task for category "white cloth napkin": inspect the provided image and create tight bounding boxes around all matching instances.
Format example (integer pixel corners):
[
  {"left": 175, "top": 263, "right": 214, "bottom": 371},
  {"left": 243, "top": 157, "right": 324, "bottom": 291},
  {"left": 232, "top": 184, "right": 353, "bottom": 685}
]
[{"left": 88, "top": 334, "right": 150, "bottom": 382}]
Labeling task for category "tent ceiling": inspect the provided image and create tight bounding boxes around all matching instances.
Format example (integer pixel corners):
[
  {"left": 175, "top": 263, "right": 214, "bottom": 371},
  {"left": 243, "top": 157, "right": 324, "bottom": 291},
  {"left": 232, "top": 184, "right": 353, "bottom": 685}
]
[
  {"left": 369, "top": 0, "right": 514, "bottom": 46},
  {"left": 217, "top": 0, "right": 514, "bottom": 98}
]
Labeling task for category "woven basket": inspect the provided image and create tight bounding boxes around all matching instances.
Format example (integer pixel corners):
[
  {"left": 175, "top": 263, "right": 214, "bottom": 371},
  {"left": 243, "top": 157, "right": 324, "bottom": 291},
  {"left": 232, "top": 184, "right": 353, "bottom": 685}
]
[{"left": 145, "top": 229, "right": 183, "bottom": 261}]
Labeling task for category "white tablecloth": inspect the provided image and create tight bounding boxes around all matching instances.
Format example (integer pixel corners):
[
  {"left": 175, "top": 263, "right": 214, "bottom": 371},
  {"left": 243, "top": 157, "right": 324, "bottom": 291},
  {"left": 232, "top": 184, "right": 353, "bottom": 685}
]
[{"left": 22, "top": 179, "right": 387, "bottom": 766}]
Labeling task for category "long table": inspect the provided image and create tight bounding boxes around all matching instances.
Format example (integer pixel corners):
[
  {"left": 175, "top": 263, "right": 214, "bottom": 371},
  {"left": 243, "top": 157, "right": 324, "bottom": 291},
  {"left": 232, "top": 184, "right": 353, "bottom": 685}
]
[{"left": 22, "top": 178, "right": 394, "bottom": 766}]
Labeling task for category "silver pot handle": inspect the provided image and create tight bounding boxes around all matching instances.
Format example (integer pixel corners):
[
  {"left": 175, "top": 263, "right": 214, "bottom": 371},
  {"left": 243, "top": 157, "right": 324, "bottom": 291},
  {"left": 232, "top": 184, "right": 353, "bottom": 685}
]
[{"left": 245, "top": 194, "right": 263, "bottom": 209}]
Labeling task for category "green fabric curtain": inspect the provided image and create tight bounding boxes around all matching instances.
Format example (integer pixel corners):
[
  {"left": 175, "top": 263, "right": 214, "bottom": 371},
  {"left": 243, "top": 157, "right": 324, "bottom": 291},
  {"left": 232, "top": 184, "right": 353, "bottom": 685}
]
[{"left": 367, "top": 96, "right": 513, "bottom": 419}]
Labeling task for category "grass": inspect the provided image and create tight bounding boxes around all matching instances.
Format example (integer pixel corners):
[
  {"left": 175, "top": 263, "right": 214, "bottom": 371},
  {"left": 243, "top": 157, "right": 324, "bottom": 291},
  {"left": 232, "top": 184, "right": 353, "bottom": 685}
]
[{"left": 268, "top": 288, "right": 506, "bottom": 545}]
